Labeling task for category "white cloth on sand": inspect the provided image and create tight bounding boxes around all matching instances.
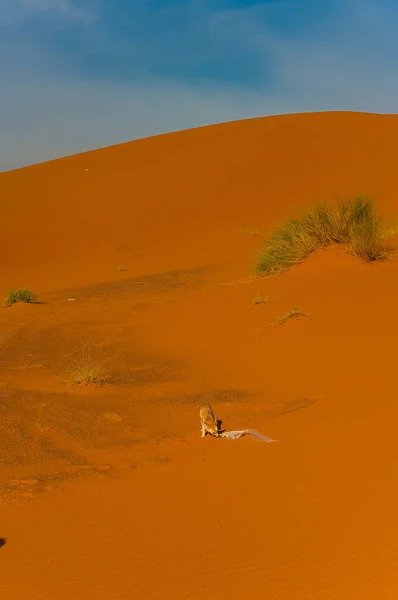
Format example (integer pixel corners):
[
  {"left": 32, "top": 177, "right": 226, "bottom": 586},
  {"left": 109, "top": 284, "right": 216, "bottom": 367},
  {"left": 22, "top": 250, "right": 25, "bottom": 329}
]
[{"left": 220, "top": 429, "right": 279, "bottom": 442}]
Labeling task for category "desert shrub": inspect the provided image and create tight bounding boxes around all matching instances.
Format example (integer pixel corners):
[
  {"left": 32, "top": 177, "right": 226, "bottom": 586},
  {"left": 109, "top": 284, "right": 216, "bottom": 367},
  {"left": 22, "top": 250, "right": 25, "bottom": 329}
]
[
  {"left": 70, "top": 343, "right": 106, "bottom": 385},
  {"left": 4, "top": 288, "right": 39, "bottom": 307},
  {"left": 255, "top": 195, "right": 388, "bottom": 276}
]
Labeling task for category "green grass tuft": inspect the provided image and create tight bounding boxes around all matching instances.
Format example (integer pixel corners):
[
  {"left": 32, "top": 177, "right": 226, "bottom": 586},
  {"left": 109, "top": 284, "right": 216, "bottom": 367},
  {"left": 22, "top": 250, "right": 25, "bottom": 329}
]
[
  {"left": 4, "top": 288, "right": 39, "bottom": 307},
  {"left": 255, "top": 195, "right": 390, "bottom": 276}
]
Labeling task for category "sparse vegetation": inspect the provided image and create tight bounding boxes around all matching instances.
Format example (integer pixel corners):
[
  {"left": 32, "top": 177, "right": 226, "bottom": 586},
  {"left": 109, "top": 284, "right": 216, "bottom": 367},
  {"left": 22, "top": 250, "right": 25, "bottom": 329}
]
[
  {"left": 273, "top": 308, "right": 309, "bottom": 327},
  {"left": 258, "top": 308, "right": 309, "bottom": 330},
  {"left": 252, "top": 293, "right": 276, "bottom": 306},
  {"left": 70, "top": 344, "right": 106, "bottom": 385},
  {"left": 255, "top": 195, "right": 391, "bottom": 276},
  {"left": 4, "top": 288, "right": 39, "bottom": 307}
]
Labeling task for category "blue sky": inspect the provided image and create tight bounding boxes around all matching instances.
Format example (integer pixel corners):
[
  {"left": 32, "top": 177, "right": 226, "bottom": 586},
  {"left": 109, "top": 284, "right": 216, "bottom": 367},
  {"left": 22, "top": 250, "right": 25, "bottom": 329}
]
[{"left": 1, "top": 0, "right": 398, "bottom": 171}]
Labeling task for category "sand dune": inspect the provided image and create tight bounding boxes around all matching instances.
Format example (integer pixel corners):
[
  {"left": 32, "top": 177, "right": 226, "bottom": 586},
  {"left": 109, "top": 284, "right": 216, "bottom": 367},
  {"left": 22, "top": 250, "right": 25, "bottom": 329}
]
[
  {"left": 2, "top": 111, "right": 398, "bottom": 293},
  {"left": 1, "top": 111, "right": 398, "bottom": 599}
]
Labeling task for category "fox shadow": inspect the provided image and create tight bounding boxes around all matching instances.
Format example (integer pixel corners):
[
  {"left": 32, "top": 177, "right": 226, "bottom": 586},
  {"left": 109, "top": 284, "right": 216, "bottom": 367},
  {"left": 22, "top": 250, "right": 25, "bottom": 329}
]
[{"left": 217, "top": 419, "right": 226, "bottom": 435}]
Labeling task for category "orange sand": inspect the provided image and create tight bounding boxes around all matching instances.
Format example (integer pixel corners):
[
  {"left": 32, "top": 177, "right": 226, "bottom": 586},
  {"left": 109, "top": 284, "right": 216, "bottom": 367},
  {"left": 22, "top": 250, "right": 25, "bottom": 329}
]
[{"left": 1, "top": 111, "right": 398, "bottom": 598}]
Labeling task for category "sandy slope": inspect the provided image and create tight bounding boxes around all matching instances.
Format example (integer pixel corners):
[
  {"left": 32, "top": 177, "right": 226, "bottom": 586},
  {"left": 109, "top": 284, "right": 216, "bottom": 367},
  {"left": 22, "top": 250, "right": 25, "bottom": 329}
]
[
  {"left": 2, "top": 111, "right": 398, "bottom": 293},
  {"left": 1, "top": 111, "right": 398, "bottom": 599}
]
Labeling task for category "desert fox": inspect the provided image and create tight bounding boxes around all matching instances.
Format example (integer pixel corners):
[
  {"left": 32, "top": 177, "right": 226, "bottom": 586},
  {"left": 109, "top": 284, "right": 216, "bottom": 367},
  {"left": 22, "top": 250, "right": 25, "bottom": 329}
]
[{"left": 199, "top": 403, "right": 220, "bottom": 438}]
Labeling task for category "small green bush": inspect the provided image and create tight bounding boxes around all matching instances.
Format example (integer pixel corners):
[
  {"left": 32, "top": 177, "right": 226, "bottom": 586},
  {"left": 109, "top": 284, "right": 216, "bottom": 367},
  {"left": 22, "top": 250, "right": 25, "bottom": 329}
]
[
  {"left": 255, "top": 195, "right": 389, "bottom": 276},
  {"left": 4, "top": 288, "right": 39, "bottom": 307}
]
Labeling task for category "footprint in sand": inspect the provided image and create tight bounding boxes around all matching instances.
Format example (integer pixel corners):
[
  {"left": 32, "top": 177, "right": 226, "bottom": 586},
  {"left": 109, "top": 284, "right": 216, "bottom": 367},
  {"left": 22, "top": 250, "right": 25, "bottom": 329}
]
[
  {"left": 9, "top": 479, "right": 39, "bottom": 487},
  {"left": 104, "top": 412, "right": 124, "bottom": 422},
  {"left": 64, "top": 464, "right": 112, "bottom": 474}
]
